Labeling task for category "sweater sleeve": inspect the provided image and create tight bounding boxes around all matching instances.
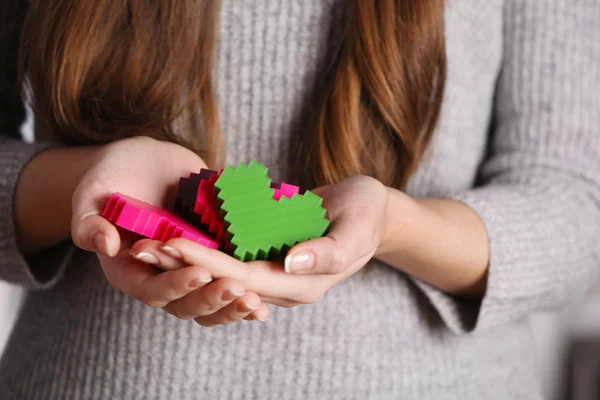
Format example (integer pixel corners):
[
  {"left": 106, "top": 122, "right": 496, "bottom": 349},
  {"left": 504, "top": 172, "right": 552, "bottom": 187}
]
[
  {"left": 0, "top": 0, "right": 74, "bottom": 289},
  {"left": 414, "top": 0, "right": 600, "bottom": 334}
]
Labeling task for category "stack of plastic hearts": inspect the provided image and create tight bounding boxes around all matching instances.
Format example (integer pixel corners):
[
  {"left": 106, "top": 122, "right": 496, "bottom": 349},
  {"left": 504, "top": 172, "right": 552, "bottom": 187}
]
[{"left": 101, "top": 161, "right": 330, "bottom": 261}]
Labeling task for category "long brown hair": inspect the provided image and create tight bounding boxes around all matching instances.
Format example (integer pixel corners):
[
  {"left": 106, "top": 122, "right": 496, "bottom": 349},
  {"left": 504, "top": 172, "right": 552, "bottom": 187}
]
[{"left": 19, "top": 0, "right": 446, "bottom": 189}]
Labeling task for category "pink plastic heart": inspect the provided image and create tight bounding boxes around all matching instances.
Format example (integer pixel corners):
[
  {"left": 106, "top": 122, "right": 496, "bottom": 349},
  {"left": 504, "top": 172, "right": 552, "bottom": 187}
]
[{"left": 102, "top": 192, "right": 219, "bottom": 249}]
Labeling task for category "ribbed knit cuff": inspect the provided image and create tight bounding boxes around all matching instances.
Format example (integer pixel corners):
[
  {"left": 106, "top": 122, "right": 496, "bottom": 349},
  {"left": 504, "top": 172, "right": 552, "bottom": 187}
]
[{"left": 413, "top": 179, "right": 600, "bottom": 334}]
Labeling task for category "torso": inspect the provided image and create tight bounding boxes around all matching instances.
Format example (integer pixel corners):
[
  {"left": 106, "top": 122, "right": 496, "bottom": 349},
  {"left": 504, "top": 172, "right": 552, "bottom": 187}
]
[{"left": 2, "top": 1, "right": 543, "bottom": 399}]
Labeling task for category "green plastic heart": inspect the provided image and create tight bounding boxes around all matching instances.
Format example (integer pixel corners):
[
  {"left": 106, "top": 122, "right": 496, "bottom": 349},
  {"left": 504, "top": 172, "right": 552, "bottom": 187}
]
[{"left": 214, "top": 161, "right": 330, "bottom": 261}]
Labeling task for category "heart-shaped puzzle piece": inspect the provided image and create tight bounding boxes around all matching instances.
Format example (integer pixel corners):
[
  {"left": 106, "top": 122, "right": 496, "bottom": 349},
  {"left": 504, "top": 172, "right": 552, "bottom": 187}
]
[
  {"left": 214, "top": 161, "right": 329, "bottom": 261},
  {"left": 193, "top": 169, "right": 300, "bottom": 248},
  {"left": 175, "top": 169, "right": 219, "bottom": 224},
  {"left": 272, "top": 183, "right": 301, "bottom": 201},
  {"left": 195, "top": 172, "right": 229, "bottom": 244},
  {"left": 102, "top": 193, "right": 219, "bottom": 249}
]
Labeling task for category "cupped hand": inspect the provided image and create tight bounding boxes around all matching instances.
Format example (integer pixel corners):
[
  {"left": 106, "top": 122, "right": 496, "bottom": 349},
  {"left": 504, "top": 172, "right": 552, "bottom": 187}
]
[
  {"left": 70, "top": 136, "right": 266, "bottom": 323},
  {"left": 132, "top": 175, "right": 389, "bottom": 308},
  {"left": 71, "top": 136, "right": 205, "bottom": 255}
]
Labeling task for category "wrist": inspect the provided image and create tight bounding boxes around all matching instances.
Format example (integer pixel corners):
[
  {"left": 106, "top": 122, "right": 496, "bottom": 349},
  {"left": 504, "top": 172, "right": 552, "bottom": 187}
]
[
  {"left": 374, "top": 190, "right": 489, "bottom": 297},
  {"left": 374, "top": 187, "right": 423, "bottom": 261}
]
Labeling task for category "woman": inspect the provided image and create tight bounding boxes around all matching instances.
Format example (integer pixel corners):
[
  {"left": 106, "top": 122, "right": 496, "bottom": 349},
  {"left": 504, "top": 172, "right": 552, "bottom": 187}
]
[{"left": 1, "top": 0, "right": 599, "bottom": 398}]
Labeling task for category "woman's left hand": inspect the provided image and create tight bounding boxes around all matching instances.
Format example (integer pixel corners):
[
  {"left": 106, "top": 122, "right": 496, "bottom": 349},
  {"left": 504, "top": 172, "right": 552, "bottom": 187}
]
[{"left": 132, "top": 175, "right": 389, "bottom": 309}]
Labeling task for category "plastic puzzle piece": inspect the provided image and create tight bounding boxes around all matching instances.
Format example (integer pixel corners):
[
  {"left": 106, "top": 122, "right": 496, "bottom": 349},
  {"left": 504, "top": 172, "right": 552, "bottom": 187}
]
[
  {"left": 195, "top": 173, "right": 228, "bottom": 244},
  {"left": 174, "top": 173, "right": 201, "bottom": 221},
  {"left": 175, "top": 169, "right": 219, "bottom": 223},
  {"left": 273, "top": 183, "right": 300, "bottom": 200},
  {"left": 102, "top": 192, "right": 219, "bottom": 249},
  {"left": 193, "top": 169, "right": 301, "bottom": 248},
  {"left": 214, "top": 161, "right": 329, "bottom": 261}
]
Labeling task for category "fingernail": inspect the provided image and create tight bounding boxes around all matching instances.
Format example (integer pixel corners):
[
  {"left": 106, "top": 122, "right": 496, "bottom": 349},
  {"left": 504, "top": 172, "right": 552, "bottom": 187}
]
[
  {"left": 284, "top": 251, "right": 315, "bottom": 273},
  {"left": 190, "top": 277, "right": 212, "bottom": 288},
  {"left": 93, "top": 233, "right": 112, "bottom": 256},
  {"left": 133, "top": 252, "right": 159, "bottom": 265},
  {"left": 256, "top": 314, "right": 268, "bottom": 322},
  {"left": 222, "top": 289, "right": 245, "bottom": 302},
  {"left": 238, "top": 301, "right": 260, "bottom": 313},
  {"left": 160, "top": 246, "right": 182, "bottom": 259}
]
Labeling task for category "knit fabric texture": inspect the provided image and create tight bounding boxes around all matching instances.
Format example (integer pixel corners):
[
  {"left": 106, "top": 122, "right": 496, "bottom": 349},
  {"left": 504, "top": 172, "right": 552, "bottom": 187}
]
[{"left": 1, "top": 1, "right": 599, "bottom": 399}]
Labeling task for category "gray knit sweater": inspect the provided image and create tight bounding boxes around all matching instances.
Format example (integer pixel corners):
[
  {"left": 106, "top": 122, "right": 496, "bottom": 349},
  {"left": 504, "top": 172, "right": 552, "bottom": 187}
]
[{"left": 1, "top": 1, "right": 600, "bottom": 399}]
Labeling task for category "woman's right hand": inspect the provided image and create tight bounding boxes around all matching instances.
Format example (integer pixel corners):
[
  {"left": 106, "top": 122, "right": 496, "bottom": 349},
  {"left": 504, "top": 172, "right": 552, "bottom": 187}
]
[{"left": 71, "top": 136, "right": 268, "bottom": 324}]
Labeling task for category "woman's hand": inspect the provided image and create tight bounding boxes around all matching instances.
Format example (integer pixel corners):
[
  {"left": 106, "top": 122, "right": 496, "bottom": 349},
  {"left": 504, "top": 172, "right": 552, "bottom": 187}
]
[
  {"left": 71, "top": 136, "right": 203, "bottom": 256},
  {"left": 132, "top": 175, "right": 389, "bottom": 308},
  {"left": 283, "top": 175, "right": 388, "bottom": 275},
  {"left": 70, "top": 136, "right": 267, "bottom": 324}
]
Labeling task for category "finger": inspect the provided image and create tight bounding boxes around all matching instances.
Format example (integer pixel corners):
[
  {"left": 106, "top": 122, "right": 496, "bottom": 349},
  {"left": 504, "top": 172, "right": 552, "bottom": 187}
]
[
  {"left": 258, "top": 296, "right": 298, "bottom": 308},
  {"left": 72, "top": 178, "right": 122, "bottom": 256},
  {"left": 284, "top": 211, "right": 378, "bottom": 275},
  {"left": 243, "top": 301, "right": 270, "bottom": 321},
  {"left": 163, "top": 238, "right": 251, "bottom": 280},
  {"left": 73, "top": 213, "right": 121, "bottom": 257},
  {"left": 164, "top": 238, "right": 330, "bottom": 304},
  {"left": 240, "top": 261, "right": 334, "bottom": 305},
  {"left": 131, "top": 239, "right": 186, "bottom": 271},
  {"left": 163, "top": 278, "right": 246, "bottom": 320},
  {"left": 99, "top": 253, "right": 212, "bottom": 307},
  {"left": 194, "top": 291, "right": 261, "bottom": 327}
]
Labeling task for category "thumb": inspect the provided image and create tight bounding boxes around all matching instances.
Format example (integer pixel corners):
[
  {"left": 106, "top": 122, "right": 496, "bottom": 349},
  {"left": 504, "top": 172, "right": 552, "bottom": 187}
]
[
  {"left": 284, "top": 212, "right": 377, "bottom": 275},
  {"left": 72, "top": 188, "right": 121, "bottom": 257}
]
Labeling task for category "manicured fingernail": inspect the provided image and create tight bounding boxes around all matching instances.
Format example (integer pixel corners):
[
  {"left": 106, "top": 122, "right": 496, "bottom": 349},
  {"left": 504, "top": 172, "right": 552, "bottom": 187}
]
[
  {"left": 93, "top": 233, "right": 112, "bottom": 256},
  {"left": 238, "top": 301, "right": 260, "bottom": 313},
  {"left": 256, "top": 314, "right": 268, "bottom": 322},
  {"left": 190, "top": 277, "right": 212, "bottom": 287},
  {"left": 222, "top": 289, "right": 245, "bottom": 302},
  {"left": 160, "top": 246, "right": 182, "bottom": 259},
  {"left": 133, "top": 252, "right": 159, "bottom": 265},
  {"left": 284, "top": 251, "right": 315, "bottom": 273}
]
